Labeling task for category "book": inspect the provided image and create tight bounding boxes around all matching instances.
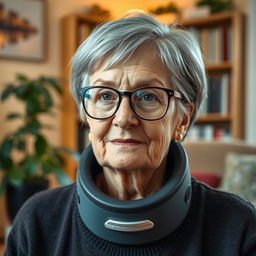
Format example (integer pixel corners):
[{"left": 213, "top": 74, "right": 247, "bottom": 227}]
[
  {"left": 214, "top": 27, "right": 221, "bottom": 64},
  {"left": 221, "top": 25, "right": 228, "bottom": 62},
  {"left": 187, "top": 125, "right": 231, "bottom": 141},
  {"left": 206, "top": 73, "right": 230, "bottom": 114},
  {"left": 200, "top": 28, "right": 209, "bottom": 63},
  {"left": 207, "top": 77, "right": 222, "bottom": 113},
  {"left": 227, "top": 26, "right": 233, "bottom": 61},
  {"left": 220, "top": 73, "right": 230, "bottom": 114},
  {"left": 208, "top": 28, "right": 215, "bottom": 64}
]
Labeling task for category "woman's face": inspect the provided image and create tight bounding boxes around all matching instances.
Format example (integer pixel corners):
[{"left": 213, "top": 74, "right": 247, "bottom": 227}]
[{"left": 86, "top": 46, "right": 192, "bottom": 171}]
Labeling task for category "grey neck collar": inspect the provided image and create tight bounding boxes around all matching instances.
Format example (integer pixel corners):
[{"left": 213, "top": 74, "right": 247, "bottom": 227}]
[{"left": 77, "top": 141, "right": 191, "bottom": 245}]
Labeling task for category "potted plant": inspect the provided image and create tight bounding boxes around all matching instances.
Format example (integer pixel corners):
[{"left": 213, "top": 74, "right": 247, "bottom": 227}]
[
  {"left": 196, "top": 0, "right": 233, "bottom": 13},
  {"left": 149, "top": 2, "right": 179, "bottom": 15},
  {"left": 0, "top": 74, "right": 78, "bottom": 222},
  {"left": 149, "top": 2, "right": 180, "bottom": 24}
]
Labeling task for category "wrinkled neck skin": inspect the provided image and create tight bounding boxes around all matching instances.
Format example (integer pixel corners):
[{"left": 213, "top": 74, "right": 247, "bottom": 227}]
[{"left": 95, "top": 159, "right": 167, "bottom": 200}]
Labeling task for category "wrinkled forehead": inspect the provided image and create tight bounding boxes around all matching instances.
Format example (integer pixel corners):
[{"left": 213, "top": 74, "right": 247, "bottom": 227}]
[
  {"left": 91, "top": 43, "right": 167, "bottom": 75},
  {"left": 89, "top": 45, "right": 173, "bottom": 90}
]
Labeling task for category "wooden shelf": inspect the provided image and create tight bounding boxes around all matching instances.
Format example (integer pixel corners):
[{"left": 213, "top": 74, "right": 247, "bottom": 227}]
[
  {"left": 75, "top": 14, "right": 110, "bottom": 24},
  {"left": 182, "top": 11, "right": 234, "bottom": 27},
  {"left": 197, "top": 114, "right": 232, "bottom": 123},
  {"left": 206, "top": 62, "right": 232, "bottom": 72}
]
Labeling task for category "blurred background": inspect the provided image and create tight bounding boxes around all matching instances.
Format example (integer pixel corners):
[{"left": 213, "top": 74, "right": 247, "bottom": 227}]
[{"left": 0, "top": 0, "right": 256, "bottom": 252}]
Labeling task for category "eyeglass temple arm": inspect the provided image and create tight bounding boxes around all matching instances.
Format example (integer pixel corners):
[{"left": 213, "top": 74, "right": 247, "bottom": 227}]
[
  {"left": 79, "top": 88, "right": 91, "bottom": 99},
  {"left": 172, "top": 90, "right": 183, "bottom": 100}
]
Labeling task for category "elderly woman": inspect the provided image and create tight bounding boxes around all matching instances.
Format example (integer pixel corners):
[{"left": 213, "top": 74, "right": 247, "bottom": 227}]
[{"left": 5, "top": 13, "right": 256, "bottom": 256}]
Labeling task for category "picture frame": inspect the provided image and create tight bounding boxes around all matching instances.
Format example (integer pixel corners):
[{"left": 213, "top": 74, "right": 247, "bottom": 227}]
[{"left": 0, "top": 0, "right": 45, "bottom": 61}]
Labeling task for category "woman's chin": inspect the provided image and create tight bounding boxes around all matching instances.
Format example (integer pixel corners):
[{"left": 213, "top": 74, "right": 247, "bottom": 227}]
[{"left": 104, "top": 153, "right": 147, "bottom": 171}]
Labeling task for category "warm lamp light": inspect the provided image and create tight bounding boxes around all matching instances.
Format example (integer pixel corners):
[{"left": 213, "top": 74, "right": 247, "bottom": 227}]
[
  {"left": 124, "top": 9, "right": 151, "bottom": 18},
  {"left": 126, "top": 9, "right": 147, "bottom": 14}
]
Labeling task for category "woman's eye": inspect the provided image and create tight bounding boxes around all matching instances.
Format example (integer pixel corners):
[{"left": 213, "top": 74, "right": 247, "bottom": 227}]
[
  {"left": 135, "top": 90, "right": 159, "bottom": 103},
  {"left": 142, "top": 93, "right": 157, "bottom": 101},
  {"left": 137, "top": 92, "right": 159, "bottom": 103},
  {"left": 98, "top": 90, "right": 117, "bottom": 102},
  {"left": 100, "top": 93, "right": 112, "bottom": 100}
]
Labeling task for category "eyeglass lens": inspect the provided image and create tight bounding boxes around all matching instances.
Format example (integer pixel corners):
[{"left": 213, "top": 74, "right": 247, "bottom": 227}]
[{"left": 82, "top": 87, "right": 169, "bottom": 120}]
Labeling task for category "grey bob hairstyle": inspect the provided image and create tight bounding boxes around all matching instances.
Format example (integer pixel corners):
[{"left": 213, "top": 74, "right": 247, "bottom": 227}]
[{"left": 71, "top": 13, "right": 207, "bottom": 129}]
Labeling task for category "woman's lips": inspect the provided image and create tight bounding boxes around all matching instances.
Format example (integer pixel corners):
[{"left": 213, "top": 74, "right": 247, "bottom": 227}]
[{"left": 111, "top": 139, "right": 142, "bottom": 146}]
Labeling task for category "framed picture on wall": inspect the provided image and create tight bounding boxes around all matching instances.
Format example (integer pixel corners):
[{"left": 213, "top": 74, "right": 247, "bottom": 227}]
[{"left": 0, "top": 0, "right": 45, "bottom": 61}]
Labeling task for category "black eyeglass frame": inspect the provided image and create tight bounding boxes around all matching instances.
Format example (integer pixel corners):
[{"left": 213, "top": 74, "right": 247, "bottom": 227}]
[{"left": 78, "top": 86, "right": 184, "bottom": 121}]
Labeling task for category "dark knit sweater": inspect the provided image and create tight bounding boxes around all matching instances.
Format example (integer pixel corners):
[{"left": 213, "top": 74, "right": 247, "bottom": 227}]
[{"left": 4, "top": 179, "right": 256, "bottom": 256}]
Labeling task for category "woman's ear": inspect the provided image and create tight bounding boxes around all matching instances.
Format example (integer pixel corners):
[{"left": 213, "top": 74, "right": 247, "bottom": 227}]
[{"left": 173, "top": 103, "right": 194, "bottom": 141}]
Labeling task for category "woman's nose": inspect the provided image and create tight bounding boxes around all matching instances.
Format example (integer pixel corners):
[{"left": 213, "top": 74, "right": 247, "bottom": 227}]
[{"left": 112, "top": 97, "right": 139, "bottom": 129}]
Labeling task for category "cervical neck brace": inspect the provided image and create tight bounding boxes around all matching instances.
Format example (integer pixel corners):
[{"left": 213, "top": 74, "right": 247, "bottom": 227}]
[{"left": 77, "top": 141, "right": 191, "bottom": 245}]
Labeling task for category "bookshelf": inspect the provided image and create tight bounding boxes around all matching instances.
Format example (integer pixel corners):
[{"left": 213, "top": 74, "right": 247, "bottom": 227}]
[
  {"left": 60, "top": 11, "right": 245, "bottom": 178},
  {"left": 182, "top": 11, "right": 245, "bottom": 141}
]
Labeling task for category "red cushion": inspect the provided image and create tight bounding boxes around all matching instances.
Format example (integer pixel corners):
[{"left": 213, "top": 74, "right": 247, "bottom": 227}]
[{"left": 191, "top": 171, "right": 221, "bottom": 188}]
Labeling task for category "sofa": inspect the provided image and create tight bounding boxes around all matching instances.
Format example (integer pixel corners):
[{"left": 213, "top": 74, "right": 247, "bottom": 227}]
[{"left": 184, "top": 139, "right": 256, "bottom": 203}]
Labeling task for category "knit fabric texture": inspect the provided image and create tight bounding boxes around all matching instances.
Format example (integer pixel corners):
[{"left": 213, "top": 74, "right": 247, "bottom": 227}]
[{"left": 4, "top": 178, "right": 256, "bottom": 256}]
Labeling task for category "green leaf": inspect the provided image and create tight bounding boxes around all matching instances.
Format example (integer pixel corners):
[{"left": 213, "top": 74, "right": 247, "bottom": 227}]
[
  {"left": 26, "top": 99, "right": 40, "bottom": 115},
  {"left": 1, "top": 137, "right": 14, "bottom": 159},
  {"left": 16, "top": 139, "right": 26, "bottom": 151},
  {"left": 42, "top": 160, "right": 53, "bottom": 174},
  {"left": 7, "top": 168, "right": 24, "bottom": 186},
  {"left": 16, "top": 83, "right": 30, "bottom": 99},
  {"left": 55, "top": 168, "right": 71, "bottom": 186},
  {"left": 22, "top": 158, "right": 38, "bottom": 177},
  {"left": 41, "top": 87, "right": 53, "bottom": 108},
  {"left": 26, "top": 119, "right": 41, "bottom": 134},
  {"left": 16, "top": 74, "right": 28, "bottom": 82},
  {"left": 0, "top": 157, "right": 13, "bottom": 171},
  {"left": 6, "top": 113, "right": 22, "bottom": 120},
  {"left": 1, "top": 85, "right": 15, "bottom": 101},
  {"left": 35, "top": 134, "right": 47, "bottom": 156}
]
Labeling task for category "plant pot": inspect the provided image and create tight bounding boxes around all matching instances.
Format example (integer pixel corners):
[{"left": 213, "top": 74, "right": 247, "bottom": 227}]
[{"left": 6, "top": 180, "right": 49, "bottom": 222}]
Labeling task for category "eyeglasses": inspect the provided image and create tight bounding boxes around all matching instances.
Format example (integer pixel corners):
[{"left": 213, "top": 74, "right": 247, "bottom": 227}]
[{"left": 78, "top": 86, "right": 184, "bottom": 121}]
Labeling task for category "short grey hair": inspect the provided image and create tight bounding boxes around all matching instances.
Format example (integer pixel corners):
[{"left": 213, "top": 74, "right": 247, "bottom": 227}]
[{"left": 71, "top": 13, "right": 207, "bottom": 130}]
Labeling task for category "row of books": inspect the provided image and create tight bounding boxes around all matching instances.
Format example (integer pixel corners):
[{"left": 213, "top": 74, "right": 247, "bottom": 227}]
[
  {"left": 189, "top": 24, "right": 232, "bottom": 65},
  {"left": 187, "top": 125, "right": 231, "bottom": 141},
  {"left": 199, "top": 73, "right": 231, "bottom": 115}
]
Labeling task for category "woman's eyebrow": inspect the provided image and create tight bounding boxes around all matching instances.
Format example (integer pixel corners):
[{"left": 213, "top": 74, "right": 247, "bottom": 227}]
[
  {"left": 92, "top": 78, "right": 165, "bottom": 89},
  {"left": 131, "top": 78, "right": 166, "bottom": 89},
  {"left": 92, "top": 79, "right": 116, "bottom": 86},
  {"left": 134, "top": 78, "right": 164, "bottom": 85}
]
